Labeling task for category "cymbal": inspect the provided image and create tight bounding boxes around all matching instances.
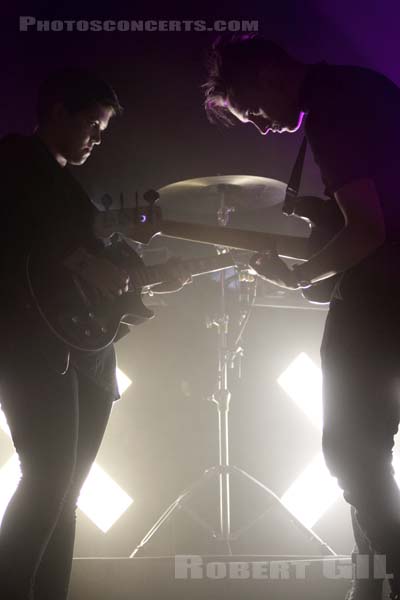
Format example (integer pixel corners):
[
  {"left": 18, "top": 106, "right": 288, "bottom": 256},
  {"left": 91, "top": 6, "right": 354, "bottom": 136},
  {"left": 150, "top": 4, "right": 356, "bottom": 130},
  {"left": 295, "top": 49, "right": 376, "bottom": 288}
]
[{"left": 157, "top": 175, "right": 286, "bottom": 214}]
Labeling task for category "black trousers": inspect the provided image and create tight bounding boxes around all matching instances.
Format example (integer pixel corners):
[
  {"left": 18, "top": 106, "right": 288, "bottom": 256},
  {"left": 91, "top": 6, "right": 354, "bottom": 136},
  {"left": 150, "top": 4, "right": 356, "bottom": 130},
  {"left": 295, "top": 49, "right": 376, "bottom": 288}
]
[
  {"left": 321, "top": 244, "right": 400, "bottom": 593},
  {"left": 0, "top": 333, "right": 114, "bottom": 600}
]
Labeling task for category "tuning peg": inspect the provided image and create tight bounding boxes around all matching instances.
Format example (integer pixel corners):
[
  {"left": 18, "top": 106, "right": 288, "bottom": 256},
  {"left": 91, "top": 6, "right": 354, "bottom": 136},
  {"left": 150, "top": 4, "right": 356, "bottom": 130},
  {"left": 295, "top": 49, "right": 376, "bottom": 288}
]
[
  {"left": 143, "top": 189, "right": 160, "bottom": 206},
  {"left": 101, "top": 193, "right": 113, "bottom": 211},
  {"left": 143, "top": 189, "right": 160, "bottom": 224}
]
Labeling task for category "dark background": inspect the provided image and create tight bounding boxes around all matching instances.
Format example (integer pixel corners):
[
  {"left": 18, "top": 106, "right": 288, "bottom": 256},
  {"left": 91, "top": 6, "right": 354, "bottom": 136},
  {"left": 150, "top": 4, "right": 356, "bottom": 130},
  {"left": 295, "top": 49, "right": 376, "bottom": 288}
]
[{"left": 0, "top": 0, "right": 399, "bottom": 558}]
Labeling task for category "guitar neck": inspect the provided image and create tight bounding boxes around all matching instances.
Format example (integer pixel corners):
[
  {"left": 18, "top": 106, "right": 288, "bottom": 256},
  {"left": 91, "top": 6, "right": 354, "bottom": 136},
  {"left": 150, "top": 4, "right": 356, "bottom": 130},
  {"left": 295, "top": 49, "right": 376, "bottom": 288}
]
[
  {"left": 133, "top": 253, "right": 235, "bottom": 288},
  {"left": 94, "top": 209, "right": 310, "bottom": 261},
  {"left": 156, "top": 220, "right": 310, "bottom": 261}
]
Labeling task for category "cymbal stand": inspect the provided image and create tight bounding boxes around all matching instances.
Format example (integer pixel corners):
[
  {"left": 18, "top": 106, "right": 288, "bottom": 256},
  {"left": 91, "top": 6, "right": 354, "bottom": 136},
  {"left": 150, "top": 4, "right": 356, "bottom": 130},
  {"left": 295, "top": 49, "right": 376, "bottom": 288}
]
[{"left": 131, "top": 185, "right": 335, "bottom": 557}]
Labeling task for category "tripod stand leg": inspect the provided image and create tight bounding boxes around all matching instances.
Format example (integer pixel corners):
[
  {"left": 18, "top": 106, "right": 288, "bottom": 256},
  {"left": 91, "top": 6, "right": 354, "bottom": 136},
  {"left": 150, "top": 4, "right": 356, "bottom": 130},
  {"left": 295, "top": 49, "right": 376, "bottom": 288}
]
[
  {"left": 130, "top": 466, "right": 219, "bottom": 557},
  {"left": 230, "top": 465, "right": 336, "bottom": 556}
]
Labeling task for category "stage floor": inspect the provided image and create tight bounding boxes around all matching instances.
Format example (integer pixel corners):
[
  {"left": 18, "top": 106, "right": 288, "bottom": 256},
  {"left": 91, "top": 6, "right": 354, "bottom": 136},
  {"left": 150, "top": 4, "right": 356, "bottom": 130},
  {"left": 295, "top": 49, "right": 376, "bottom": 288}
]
[{"left": 68, "top": 554, "right": 391, "bottom": 599}]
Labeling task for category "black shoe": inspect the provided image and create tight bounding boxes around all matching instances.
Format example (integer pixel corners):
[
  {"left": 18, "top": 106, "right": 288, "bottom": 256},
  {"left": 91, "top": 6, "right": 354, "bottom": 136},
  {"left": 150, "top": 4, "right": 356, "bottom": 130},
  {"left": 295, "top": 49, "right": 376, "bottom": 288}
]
[
  {"left": 389, "top": 591, "right": 400, "bottom": 600},
  {"left": 388, "top": 573, "right": 400, "bottom": 599},
  {"left": 344, "top": 579, "right": 383, "bottom": 600}
]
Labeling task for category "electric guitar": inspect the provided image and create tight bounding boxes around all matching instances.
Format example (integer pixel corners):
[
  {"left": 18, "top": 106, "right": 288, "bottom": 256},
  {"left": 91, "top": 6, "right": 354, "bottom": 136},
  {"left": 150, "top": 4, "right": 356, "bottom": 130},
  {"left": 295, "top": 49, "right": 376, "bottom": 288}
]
[
  {"left": 93, "top": 195, "right": 345, "bottom": 304},
  {"left": 26, "top": 237, "right": 236, "bottom": 352}
]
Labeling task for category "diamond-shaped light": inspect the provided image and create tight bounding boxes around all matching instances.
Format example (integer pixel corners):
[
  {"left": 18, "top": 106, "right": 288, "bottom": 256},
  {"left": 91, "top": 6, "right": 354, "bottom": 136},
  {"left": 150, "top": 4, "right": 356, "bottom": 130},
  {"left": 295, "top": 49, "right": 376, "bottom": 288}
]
[
  {"left": 77, "top": 462, "right": 133, "bottom": 533},
  {"left": 278, "top": 352, "right": 323, "bottom": 430},
  {"left": 0, "top": 409, "right": 11, "bottom": 438},
  {"left": 0, "top": 454, "right": 21, "bottom": 526},
  {"left": 116, "top": 367, "right": 132, "bottom": 395},
  {"left": 277, "top": 352, "right": 342, "bottom": 527},
  {"left": 0, "top": 365, "right": 134, "bottom": 533},
  {"left": 280, "top": 452, "right": 342, "bottom": 528}
]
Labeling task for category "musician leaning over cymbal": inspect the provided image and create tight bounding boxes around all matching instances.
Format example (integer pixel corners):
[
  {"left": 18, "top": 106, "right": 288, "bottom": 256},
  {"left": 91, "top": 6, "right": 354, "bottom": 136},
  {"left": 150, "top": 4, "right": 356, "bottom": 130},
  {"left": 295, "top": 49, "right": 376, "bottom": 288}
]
[
  {"left": 0, "top": 68, "right": 190, "bottom": 600},
  {"left": 204, "top": 33, "right": 400, "bottom": 600}
]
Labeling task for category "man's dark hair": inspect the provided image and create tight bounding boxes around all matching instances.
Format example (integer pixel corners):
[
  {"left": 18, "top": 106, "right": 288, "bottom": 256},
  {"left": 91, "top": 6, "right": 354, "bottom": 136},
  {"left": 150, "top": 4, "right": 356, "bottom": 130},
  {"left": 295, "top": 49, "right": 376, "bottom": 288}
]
[
  {"left": 37, "top": 67, "right": 123, "bottom": 124},
  {"left": 203, "top": 34, "right": 292, "bottom": 125}
]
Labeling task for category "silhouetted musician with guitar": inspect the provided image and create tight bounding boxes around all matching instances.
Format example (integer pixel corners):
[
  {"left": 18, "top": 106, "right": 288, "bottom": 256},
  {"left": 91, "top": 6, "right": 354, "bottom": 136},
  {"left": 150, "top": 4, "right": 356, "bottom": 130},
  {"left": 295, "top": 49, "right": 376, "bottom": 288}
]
[
  {"left": 0, "top": 68, "right": 197, "bottom": 600},
  {"left": 203, "top": 34, "right": 400, "bottom": 600}
]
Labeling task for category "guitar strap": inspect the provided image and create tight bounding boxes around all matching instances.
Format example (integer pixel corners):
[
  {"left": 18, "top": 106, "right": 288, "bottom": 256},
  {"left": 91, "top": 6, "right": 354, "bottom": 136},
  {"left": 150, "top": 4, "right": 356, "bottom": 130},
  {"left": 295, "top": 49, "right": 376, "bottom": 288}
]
[{"left": 282, "top": 136, "right": 308, "bottom": 216}]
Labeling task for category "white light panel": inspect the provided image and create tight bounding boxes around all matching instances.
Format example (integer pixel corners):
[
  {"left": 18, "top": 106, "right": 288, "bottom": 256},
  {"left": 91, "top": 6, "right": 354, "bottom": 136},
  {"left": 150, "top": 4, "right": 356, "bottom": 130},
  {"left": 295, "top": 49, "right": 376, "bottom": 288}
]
[
  {"left": 78, "top": 462, "right": 133, "bottom": 533},
  {"left": 280, "top": 452, "right": 342, "bottom": 528},
  {"left": 277, "top": 352, "right": 342, "bottom": 527},
  {"left": 0, "top": 454, "right": 21, "bottom": 526},
  {"left": 116, "top": 367, "right": 132, "bottom": 395},
  {"left": 278, "top": 352, "right": 323, "bottom": 430}
]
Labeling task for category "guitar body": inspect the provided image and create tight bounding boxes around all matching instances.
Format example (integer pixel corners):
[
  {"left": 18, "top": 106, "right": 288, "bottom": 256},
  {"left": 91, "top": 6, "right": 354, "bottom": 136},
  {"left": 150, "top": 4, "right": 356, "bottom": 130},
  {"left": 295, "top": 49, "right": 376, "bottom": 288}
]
[
  {"left": 290, "top": 195, "right": 345, "bottom": 303},
  {"left": 26, "top": 234, "right": 235, "bottom": 352},
  {"left": 26, "top": 239, "right": 155, "bottom": 352}
]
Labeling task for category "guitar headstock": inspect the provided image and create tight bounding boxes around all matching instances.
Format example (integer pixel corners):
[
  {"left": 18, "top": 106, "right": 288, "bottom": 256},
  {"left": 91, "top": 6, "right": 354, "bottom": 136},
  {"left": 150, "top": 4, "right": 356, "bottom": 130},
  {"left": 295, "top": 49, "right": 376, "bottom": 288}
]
[{"left": 93, "top": 204, "right": 163, "bottom": 244}]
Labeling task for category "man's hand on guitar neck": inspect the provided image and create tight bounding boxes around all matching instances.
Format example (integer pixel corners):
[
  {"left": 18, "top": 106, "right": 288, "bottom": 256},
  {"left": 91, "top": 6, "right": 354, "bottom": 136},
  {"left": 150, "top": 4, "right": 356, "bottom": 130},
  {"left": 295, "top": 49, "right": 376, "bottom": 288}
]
[
  {"left": 150, "top": 258, "right": 193, "bottom": 294},
  {"left": 250, "top": 251, "right": 305, "bottom": 290},
  {"left": 63, "top": 247, "right": 130, "bottom": 300}
]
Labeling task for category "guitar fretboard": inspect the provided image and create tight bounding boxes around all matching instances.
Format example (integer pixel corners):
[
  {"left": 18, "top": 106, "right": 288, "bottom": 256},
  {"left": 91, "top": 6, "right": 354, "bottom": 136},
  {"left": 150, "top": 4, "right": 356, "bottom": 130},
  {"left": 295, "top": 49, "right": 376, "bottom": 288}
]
[
  {"left": 131, "top": 253, "right": 235, "bottom": 288},
  {"left": 157, "top": 220, "right": 310, "bottom": 260}
]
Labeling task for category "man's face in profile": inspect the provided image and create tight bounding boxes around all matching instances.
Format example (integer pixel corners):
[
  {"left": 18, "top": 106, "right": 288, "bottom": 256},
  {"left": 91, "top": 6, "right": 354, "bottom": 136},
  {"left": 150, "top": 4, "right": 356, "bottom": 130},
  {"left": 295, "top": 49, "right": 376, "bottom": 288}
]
[
  {"left": 223, "top": 67, "right": 304, "bottom": 135},
  {"left": 55, "top": 103, "right": 114, "bottom": 165}
]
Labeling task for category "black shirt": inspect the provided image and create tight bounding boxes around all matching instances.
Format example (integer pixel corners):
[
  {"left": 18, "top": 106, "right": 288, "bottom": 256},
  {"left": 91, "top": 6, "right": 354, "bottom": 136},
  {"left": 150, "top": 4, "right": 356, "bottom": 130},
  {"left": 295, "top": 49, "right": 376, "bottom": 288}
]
[
  {"left": 299, "top": 62, "right": 400, "bottom": 242},
  {"left": 0, "top": 133, "right": 120, "bottom": 401}
]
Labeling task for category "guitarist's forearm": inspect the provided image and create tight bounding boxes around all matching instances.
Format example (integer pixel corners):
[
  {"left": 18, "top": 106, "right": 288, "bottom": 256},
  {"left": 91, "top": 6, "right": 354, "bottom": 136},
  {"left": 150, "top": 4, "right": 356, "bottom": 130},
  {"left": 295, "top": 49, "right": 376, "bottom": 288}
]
[{"left": 294, "top": 225, "right": 384, "bottom": 284}]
